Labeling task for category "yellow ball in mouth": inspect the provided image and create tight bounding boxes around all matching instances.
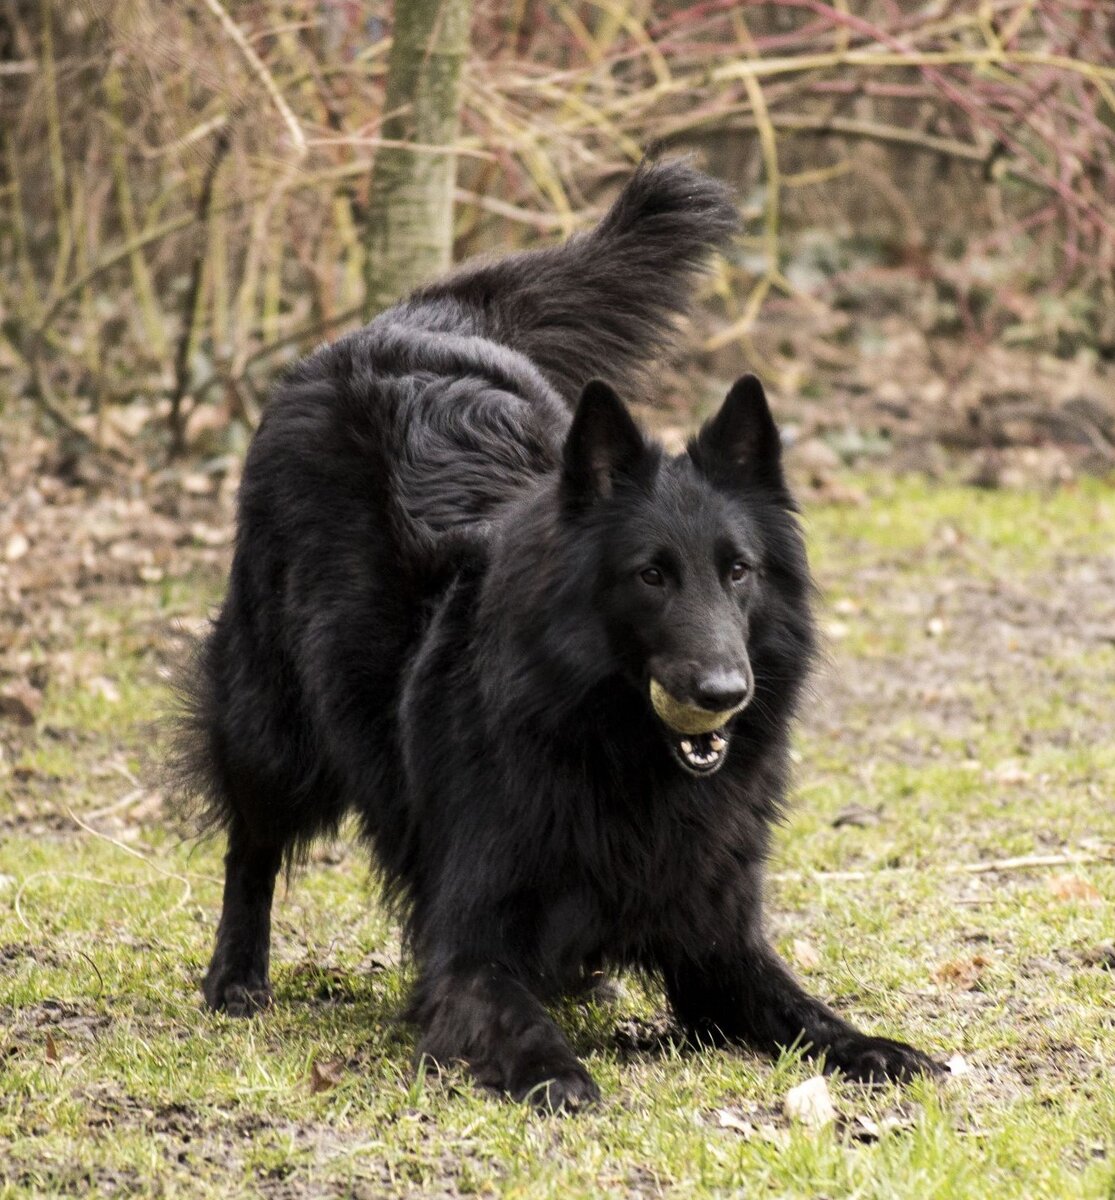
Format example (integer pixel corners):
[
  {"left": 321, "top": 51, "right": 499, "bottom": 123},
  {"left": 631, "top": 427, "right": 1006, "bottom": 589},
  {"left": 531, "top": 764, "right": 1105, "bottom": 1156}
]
[{"left": 649, "top": 678, "right": 744, "bottom": 736}]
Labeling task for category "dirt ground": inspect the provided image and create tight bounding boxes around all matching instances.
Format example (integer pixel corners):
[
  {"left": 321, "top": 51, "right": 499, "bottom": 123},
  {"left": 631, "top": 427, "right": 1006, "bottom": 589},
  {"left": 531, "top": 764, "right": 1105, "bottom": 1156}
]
[{"left": 0, "top": 397, "right": 1113, "bottom": 1197}]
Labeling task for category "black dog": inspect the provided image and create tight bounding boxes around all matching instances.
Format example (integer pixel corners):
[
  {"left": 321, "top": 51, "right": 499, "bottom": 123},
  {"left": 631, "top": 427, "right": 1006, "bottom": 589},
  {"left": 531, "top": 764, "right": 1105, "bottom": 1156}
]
[{"left": 173, "top": 160, "right": 942, "bottom": 1109}]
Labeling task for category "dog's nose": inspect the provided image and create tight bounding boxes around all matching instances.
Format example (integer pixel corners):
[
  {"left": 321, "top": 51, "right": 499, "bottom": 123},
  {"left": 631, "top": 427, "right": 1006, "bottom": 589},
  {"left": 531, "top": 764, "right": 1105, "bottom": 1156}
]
[{"left": 693, "top": 671, "right": 749, "bottom": 712}]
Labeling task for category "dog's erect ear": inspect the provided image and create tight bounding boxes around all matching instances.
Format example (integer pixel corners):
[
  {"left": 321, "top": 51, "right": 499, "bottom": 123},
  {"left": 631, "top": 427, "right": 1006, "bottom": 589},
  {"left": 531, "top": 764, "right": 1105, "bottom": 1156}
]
[
  {"left": 690, "top": 373, "right": 784, "bottom": 491},
  {"left": 563, "top": 380, "right": 650, "bottom": 505}
]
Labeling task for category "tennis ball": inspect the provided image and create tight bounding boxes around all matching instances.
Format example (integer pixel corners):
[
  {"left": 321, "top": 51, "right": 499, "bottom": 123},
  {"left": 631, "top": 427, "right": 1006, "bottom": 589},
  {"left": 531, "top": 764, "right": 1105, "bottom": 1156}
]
[{"left": 649, "top": 679, "right": 742, "bottom": 735}]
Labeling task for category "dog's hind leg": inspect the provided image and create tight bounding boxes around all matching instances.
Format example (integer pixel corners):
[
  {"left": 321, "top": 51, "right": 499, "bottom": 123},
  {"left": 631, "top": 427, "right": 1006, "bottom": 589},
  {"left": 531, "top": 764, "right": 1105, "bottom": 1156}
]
[
  {"left": 202, "top": 820, "right": 283, "bottom": 1017},
  {"left": 410, "top": 962, "right": 600, "bottom": 1112}
]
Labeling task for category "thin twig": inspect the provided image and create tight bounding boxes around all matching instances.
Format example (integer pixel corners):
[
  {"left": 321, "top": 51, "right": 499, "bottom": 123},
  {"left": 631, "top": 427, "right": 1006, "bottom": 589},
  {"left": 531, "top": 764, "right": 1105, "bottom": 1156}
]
[
  {"left": 198, "top": 0, "right": 307, "bottom": 160},
  {"left": 82, "top": 788, "right": 148, "bottom": 824},
  {"left": 75, "top": 950, "right": 105, "bottom": 999},
  {"left": 773, "top": 849, "right": 1114, "bottom": 884},
  {"left": 656, "top": 109, "right": 988, "bottom": 162},
  {"left": 168, "top": 131, "right": 230, "bottom": 458}
]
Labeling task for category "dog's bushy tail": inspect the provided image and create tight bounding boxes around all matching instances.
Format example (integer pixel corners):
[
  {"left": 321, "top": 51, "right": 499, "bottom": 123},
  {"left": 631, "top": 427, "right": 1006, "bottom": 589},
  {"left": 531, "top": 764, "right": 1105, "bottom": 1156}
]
[
  {"left": 412, "top": 158, "right": 739, "bottom": 401},
  {"left": 162, "top": 626, "right": 231, "bottom": 842}
]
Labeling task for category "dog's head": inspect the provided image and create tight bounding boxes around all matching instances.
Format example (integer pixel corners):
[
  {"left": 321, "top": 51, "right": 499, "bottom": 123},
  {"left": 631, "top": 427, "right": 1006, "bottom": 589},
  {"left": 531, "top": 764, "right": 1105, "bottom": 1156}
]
[{"left": 561, "top": 375, "right": 813, "bottom": 776}]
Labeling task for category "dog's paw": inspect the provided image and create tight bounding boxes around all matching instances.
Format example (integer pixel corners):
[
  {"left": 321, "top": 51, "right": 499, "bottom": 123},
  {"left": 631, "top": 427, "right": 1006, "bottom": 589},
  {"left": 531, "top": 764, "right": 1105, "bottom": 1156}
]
[
  {"left": 823, "top": 1034, "right": 945, "bottom": 1084},
  {"left": 509, "top": 1062, "right": 601, "bottom": 1113},
  {"left": 203, "top": 975, "right": 273, "bottom": 1018}
]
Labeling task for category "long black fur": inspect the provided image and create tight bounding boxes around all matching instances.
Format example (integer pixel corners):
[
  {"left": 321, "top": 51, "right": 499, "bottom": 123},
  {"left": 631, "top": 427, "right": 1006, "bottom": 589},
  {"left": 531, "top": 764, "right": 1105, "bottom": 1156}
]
[{"left": 172, "top": 159, "right": 941, "bottom": 1109}]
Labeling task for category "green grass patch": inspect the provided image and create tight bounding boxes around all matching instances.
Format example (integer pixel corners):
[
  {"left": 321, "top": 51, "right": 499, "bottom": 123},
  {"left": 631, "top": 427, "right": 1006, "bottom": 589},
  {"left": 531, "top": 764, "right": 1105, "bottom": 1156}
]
[{"left": 1, "top": 476, "right": 1113, "bottom": 1198}]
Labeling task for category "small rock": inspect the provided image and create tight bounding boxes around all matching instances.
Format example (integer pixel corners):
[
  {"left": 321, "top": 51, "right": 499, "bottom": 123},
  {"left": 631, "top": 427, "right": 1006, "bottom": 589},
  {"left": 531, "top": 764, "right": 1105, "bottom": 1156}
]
[{"left": 784, "top": 1075, "right": 836, "bottom": 1128}]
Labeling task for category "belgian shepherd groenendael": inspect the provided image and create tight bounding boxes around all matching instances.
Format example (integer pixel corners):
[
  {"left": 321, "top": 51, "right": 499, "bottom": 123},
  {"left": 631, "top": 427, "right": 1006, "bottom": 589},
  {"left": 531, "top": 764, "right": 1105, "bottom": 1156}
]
[{"left": 173, "top": 160, "right": 942, "bottom": 1109}]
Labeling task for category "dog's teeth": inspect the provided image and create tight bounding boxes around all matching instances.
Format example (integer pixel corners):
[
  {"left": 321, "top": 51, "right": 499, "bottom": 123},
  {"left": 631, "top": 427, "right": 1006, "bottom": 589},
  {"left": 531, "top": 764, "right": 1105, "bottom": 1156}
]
[
  {"left": 680, "top": 740, "right": 693, "bottom": 755},
  {"left": 710, "top": 734, "right": 725, "bottom": 751}
]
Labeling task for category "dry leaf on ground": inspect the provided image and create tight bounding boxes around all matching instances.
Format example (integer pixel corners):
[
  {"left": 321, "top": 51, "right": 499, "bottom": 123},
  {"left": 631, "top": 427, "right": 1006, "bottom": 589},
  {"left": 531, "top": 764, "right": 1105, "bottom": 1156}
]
[
  {"left": 1048, "top": 874, "right": 1102, "bottom": 903},
  {"left": 714, "top": 1108, "right": 755, "bottom": 1136},
  {"left": 791, "top": 938, "right": 821, "bottom": 970},
  {"left": 932, "top": 954, "right": 988, "bottom": 989},
  {"left": 831, "top": 803, "right": 883, "bottom": 828},
  {"left": 0, "top": 681, "right": 42, "bottom": 725},
  {"left": 309, "top": 1058, "right": 345, "bottom": 1094}
]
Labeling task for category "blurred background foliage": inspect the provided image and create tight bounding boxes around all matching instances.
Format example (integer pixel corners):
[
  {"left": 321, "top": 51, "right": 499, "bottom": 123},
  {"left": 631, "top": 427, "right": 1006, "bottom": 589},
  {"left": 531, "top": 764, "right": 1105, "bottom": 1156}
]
[{"left": 1, "top": 0, "right": 1114, "bottom": 470}]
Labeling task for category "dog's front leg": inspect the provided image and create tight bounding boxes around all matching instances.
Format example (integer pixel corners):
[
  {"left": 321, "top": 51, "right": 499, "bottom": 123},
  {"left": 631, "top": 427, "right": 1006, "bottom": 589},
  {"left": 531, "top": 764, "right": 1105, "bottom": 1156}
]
[
  {"left": 410, "top": 961, "right": 600, "bottom": 1111},
  {"left": 661, "top": 940, "right": 944, "bottom": 1083}
]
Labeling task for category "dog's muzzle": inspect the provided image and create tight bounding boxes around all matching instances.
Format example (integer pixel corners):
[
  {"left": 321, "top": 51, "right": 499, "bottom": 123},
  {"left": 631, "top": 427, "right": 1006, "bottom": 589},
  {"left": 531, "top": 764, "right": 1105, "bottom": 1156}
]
[{"left": 649, "top": 679, "right": 749, "bottom": 776}]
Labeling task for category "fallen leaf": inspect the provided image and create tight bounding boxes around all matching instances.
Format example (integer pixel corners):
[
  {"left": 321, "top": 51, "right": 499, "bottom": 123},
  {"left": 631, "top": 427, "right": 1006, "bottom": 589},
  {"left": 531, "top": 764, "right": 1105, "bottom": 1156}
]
[
  {"left": 851, "top": 1114, "right": 881, "bottom": 1141},
  {"left": 656, "top": 425, "right": 687, "bottom": 455},
  {"left": 832, "top": 803, "right": 883, "bottom": 829},
  {"left": 993, "top": 762, "right": 1031, "bottom": 786},
  {"left": 1079, "top": 944, "right": 1115, "bottom": 970},
  {"left": 946, "top": 1053, "right": 971, "bottom": 1077},
  {"left": 792, "top": 437, "right": 841, "bottom": 474},
  {"left": 45, "top": 1032, "right": 60, "bottom": 1063},
  {"left": 0, "top": 681, "right": 42, "bottom": 725},
  {"left": 88, "top": 677, "right": 121, "bottom": 704},
  {"left": 181, "top": 473, "right": 214, "bottom": 496},
  {"left": 932, "top": 955, "right": 988, "bottom": 990},
  {"left": 714, "top": 1108, "right": 755, "bottom": 1137},
  {"left": 309, "top": 1058, "right": 345, "bottom": 1094},
  {"left": 784, "top": 1075, "right": 836, "bottom": 1129},
  {"left": 791, "top": 938, "right": 821, "bottom": 970},
  {"left": 1048, "top": 875, "right": 1102, "bottom": 904},
  {"left": 850, "top": 1112, "right": 912, "bottom": 1141},
  {"left": 189, "top": 522, "right": 230, "bottom": 547},
  {"left": 755, "top": 1122, "right": 790, "bottom": 1147}
]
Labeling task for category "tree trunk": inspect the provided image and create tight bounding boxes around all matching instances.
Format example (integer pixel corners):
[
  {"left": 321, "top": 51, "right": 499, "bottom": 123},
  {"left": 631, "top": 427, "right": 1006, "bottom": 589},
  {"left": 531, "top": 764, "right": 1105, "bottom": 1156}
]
[{"left": 364, "top": 0, "right": 472, "bottom": 316}]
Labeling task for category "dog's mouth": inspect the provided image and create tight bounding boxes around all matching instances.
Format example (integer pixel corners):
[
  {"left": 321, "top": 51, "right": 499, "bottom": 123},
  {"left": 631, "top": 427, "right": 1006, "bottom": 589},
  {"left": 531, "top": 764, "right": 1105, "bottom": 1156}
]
[
  {"left": 669, "top": 728, "right": 729, "bottom": 776},
  {"left": 648, "top": 679, "right": 746, "bottom": 778}
]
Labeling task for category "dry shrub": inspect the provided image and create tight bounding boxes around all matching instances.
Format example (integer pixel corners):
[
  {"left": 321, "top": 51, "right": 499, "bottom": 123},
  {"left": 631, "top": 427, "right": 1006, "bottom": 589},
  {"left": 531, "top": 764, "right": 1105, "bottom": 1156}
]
[{"left": 1, "top": 0, "right": 1112, "bottom": 457}]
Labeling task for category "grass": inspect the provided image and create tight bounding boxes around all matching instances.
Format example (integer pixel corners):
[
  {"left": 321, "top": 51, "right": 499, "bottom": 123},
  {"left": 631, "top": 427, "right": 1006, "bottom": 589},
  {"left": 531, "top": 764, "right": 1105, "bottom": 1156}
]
[{"left": 1, "top": 473, "right": 1113, "bottom": 1198}]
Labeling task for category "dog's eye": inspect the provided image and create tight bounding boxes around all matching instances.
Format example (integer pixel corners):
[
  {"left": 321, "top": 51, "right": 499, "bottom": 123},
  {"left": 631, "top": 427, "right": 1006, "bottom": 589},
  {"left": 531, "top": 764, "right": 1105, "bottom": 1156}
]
[
  {"left": 729, "top": 560, "right": 751, "bottom": 583},
  {"left": 640, "top": 567, "right": 665, "bottom": 587}
]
